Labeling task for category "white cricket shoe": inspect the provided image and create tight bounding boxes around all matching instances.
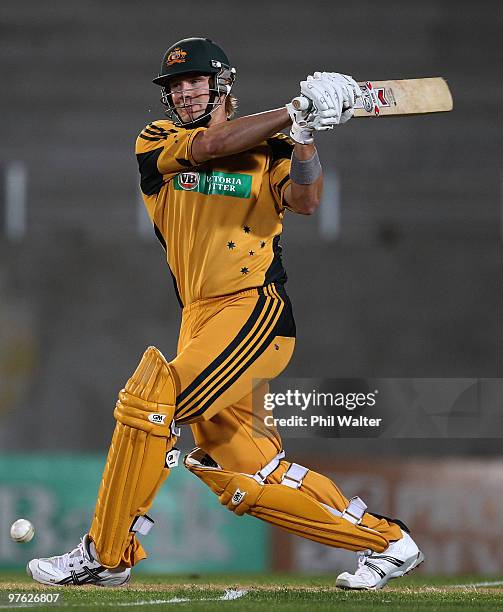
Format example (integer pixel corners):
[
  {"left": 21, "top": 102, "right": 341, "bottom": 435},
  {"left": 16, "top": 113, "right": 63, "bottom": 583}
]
[
  {"left": 27, "top": 534, "right": 130, "bottom": 587},
  {"left": 336, "top": 530, "right": 424, "bottom": 590}
]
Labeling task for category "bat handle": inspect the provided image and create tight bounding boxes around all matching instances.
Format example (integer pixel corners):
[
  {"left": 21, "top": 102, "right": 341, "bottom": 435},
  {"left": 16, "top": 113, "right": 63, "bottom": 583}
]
[
  {"left": 292, "top": 96, "right": 312, "bottom": 112},
  {"left": 292, "top": 95, "right": 351, "bottom": 113}
]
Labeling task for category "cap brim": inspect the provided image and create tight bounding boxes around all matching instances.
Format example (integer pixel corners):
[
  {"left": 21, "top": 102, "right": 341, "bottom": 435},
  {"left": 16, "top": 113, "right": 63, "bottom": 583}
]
[
  {"left": 152, "top": 75, "right": 169, "bottom": 86},
  {"left": 152, "top": 67, "right": 217, "bottom": 87}
]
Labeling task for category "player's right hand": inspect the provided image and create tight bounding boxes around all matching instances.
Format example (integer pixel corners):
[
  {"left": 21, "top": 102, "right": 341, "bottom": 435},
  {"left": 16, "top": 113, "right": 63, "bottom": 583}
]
[
  {"left": 286, "top": 75, "right": 346, "bottom": 143},
  {"left": 312, "top": 72, "right": 362, "bottom": 124},
  {"left": 300, "top": 72, "right": 361, "bottom": 127},
  {"left": 287, "top": 71, "right": 361, "bottom": 143}
]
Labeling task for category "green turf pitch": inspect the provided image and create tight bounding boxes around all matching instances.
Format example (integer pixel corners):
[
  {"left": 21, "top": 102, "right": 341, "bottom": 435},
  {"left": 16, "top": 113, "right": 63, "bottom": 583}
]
[{"left": 1, "top": 572, "right": 502, "bottom": 611}]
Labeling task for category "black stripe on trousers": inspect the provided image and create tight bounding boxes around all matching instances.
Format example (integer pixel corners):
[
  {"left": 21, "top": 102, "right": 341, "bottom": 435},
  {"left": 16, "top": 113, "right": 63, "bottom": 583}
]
[
  {"left": 176, "top": 296, "right": 277, "bottom": 418},
  {"left": 176, "top": 296, "right": 283, "bottom": 422},
  {"left": 176, "top": 294, "right": 268, "bottom": 407}
]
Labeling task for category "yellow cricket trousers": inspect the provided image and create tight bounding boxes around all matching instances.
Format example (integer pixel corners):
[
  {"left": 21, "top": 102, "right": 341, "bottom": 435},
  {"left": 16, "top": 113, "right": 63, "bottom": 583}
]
[
  {"left": 170, "top": 282, "right": 401, "bottom": 544},
  {"left": 171, "top": 283, "right": 295, "bottom": 473}
]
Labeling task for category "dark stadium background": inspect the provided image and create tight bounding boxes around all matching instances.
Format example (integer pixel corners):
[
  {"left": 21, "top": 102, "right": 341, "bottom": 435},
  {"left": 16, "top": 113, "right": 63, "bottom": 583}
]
[{"left": 1, "top": 0, "right": 502, "bottom": 576}]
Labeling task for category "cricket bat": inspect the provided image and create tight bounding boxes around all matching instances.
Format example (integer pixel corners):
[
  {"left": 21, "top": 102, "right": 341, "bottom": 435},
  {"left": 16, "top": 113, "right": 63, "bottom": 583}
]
[{"left": 292, "top": 77, "right": 453, "bottom": 118}]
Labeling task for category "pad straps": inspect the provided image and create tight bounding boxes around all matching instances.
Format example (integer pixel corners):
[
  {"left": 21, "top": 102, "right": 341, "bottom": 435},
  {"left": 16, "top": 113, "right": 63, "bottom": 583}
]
[
  {"left": 280, "top": 460, "right": 367, "bottom": 525},
  {"left": 281, "top": 462, "right": 309, "bottom": 489},
  {"left": 252, "top": 451, "right": 286, "bottom": 483},
  {"left": 322, "top": 496, "right": 368, "bottom": 525},
  {"left": 131, "top": 515, "right": 154, "bottom": 536}
]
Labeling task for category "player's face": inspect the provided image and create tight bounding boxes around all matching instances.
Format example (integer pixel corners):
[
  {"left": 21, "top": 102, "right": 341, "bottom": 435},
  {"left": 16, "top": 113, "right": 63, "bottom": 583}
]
[{"left": 169, "top": 74, "right": 211, "bottom": 123}]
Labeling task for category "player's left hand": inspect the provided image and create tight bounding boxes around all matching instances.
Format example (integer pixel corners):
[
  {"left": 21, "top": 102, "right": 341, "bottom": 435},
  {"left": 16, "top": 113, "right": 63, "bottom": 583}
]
[{"left": 286, "top": 100, "right": 316, "bottom": 144}]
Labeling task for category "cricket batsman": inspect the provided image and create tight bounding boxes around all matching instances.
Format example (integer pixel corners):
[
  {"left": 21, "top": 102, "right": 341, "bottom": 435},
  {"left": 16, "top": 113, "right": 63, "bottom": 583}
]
[{"left": 28, "top": 37, "right": 424, "bottom": 590}]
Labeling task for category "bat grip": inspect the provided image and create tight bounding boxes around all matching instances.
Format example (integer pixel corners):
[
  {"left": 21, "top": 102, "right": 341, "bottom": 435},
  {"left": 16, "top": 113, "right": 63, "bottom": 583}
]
[
  {"left": 292, "top": 95, "right": 351, "bottom": 114},
  {"left": 292, "top": 96, "right": 313, "bottom": 112}
]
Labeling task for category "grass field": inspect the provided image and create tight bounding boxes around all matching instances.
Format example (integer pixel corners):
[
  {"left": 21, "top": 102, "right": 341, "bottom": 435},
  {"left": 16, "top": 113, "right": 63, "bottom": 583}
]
[{"left": 1, "top": 571, "right": 502, "bottom": 611}]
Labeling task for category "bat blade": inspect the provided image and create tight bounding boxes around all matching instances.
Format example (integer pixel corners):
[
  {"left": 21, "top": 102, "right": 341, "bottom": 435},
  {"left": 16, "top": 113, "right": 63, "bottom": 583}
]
[{"left": 354, "top": 77, "right": 453, "bottom": 118}]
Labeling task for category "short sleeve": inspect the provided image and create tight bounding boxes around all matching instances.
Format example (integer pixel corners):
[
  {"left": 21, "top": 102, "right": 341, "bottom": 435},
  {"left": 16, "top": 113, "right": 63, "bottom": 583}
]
[
  {"left": 135, "top": 121, "right": 206, "bottom": 181},
  {"left": 267, "top": 134, "right": 294, "bottom": 213}
]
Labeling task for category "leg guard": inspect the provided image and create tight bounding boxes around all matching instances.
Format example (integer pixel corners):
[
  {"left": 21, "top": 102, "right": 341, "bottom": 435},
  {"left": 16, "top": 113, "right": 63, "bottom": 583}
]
[
  {"left": 89, "top": 346, "right": 178, "bottom": 568},
  {"left": 184, "top": 449, "right": 389, "bottom": 553}
]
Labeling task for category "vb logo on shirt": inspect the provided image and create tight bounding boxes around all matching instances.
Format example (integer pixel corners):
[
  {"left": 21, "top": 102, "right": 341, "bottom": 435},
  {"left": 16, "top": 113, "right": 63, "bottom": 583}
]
[
  {"left": 175, "top": 171, "right": 252, "bottom": 199},
  {"left": 178, "top": 172, "right": 200, "bottom": 190}
]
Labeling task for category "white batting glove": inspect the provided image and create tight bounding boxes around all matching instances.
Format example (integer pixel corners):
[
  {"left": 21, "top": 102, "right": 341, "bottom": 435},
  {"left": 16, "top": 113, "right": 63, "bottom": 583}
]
[
  {"left": 287, "top": 73, "right": 343, "bottom": 142},
  {"left": 287, "top": 71, "right": 362, "bottom": 141},
  {"left": 285, "top": 101, "right": 314, "bottom": 144},
  {"left": 300, "top": 76, "right": 345, "bottom": 128},
  {"left": 312, "top": 72, "right": 362, "bottom": 124}
]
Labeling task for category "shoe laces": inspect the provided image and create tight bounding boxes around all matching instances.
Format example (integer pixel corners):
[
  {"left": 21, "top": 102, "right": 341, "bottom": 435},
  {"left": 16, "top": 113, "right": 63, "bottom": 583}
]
[
  {"left": 355, "top": 550, "right": 378, "bottom": 581},
  {"left": 49, "top": 537, "right": 91, "bottom": 571}
]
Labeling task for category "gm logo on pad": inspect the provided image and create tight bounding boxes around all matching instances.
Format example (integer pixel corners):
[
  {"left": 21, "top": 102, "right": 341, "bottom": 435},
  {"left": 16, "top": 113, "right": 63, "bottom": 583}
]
[
  {"left": 148, "top": 413, "right": 166, "bottom": 425},
  {"left": 231, "top": 488, "right": 246, "bottom": 505}
]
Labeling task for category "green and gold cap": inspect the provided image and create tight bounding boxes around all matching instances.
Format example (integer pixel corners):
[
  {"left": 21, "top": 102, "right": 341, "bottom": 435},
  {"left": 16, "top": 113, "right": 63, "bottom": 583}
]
[{"left": 153, "top": 37, "right": 232, "bottom": 85}]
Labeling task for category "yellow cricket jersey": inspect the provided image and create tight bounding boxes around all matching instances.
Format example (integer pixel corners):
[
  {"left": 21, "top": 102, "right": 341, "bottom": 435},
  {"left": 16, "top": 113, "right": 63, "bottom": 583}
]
[{"left": 135, "top": 120, "right": 293, "bottom": 307}]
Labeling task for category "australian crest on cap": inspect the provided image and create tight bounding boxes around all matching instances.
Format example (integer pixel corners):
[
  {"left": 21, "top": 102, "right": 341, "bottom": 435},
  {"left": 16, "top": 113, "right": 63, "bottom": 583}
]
[{"left": 167, "top": 47, "right": 187, "bottom": 66}]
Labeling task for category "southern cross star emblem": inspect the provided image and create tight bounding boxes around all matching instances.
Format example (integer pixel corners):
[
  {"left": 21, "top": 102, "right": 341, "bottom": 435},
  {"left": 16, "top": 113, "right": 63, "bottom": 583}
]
[
  {"left": 240, "top": 267, "right": 249, "bottom": 275},
  {"left": 227, "top": 241, "right": 236, "bottom": 250},
  {"left": 243, "top": 226, "right": 251, "bottom": 234}
]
